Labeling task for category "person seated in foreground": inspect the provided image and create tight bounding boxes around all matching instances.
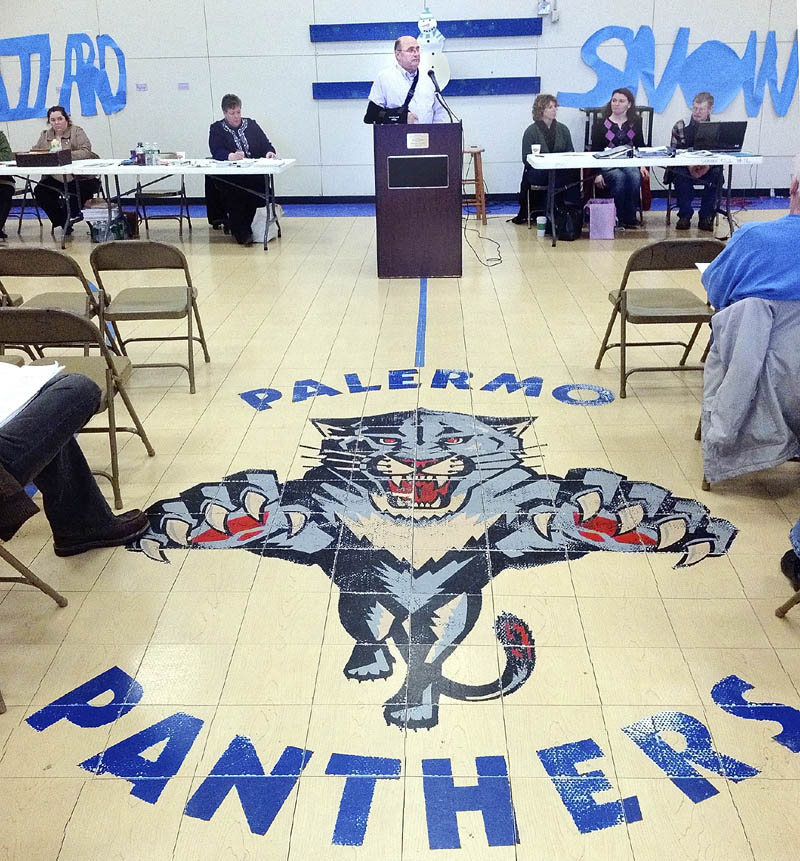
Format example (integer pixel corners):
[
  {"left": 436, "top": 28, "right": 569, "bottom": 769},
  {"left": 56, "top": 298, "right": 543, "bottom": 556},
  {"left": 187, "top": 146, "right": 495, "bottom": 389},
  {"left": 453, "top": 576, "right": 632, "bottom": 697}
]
[
  {"left": 669, "top": 91, "right": 723, "bottom": 232},
  {"left": 208, "top": 93, "right": 277, "bottom": 246},
  {"left": 590, "top": 88, "right": 648, "bottom": 228},
  {"left": 701, "top": 154, "right": 800, "bottom": 309},
  {"left": 0, "top": 372, "right": 148, "bottom": 556},
  {"left": 510, "top": 94, "right": 580, "bottom": 224},
  {"left": 30, "top": 105, "right": 100, "bottom": 234}
]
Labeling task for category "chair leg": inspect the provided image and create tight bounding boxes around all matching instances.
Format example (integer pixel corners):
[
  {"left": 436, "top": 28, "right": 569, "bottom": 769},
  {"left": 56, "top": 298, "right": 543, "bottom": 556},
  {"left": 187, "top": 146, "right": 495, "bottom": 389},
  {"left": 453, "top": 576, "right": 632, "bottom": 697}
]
[
  {"left": 106, "top": 375, "right": 123, "bottom": 509},
  {"left": 186, "top": 299, "right": 196, "bottom": 394},
  {"left": 192, "top": 298, "right": 211, "bottom": 363},
  {"left": 595, "top": 305, "right": 619, "bottom": 369},
  {"left": 678, "top": 323, "right": 703, "bottom": 365},
  {"left": 0, "top": 545, "right": 68, "bottom": 607},
  {"left": 699, "top": 336, "right": 711, "bottom": 363},
  {"left": 775, "top": 589, "right": 800, "bottom": 618},
  {"left": 619, "top": 307, "right": 628, "bottom": 399},
  {"left": 116, "top": 380, "right": 156, "bottom": 457},
  {"left": 665, "top": 181, "right": 672, "bottom": 225}
]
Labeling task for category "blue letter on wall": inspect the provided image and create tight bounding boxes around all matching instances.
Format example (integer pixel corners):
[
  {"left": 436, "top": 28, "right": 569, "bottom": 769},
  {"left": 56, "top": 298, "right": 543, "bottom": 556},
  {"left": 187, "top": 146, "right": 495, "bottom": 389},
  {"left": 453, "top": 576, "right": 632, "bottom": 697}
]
[
  {"left": 537, "top": 738, "right": 642, "bottom": 833},
  {"left": 557, "top": 26, "right": 798, "bottom": 117},
  {"left": 0, "top": 34, "right": 51, "bottom": 121},
  {"left": 422, "top": 756, "right": 517, "bottom": 849},
  {"left": 60, "top": 33, "right": 127, "bottom": 117},
  {"left": 185, "top": 738, "right": 312, "bottom": 835}
]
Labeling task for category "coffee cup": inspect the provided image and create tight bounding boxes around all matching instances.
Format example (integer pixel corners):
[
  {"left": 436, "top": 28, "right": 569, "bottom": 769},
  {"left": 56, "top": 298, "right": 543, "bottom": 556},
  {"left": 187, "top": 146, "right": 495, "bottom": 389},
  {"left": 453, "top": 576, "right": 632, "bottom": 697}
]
[{"left": 530, "top": 144, "right": 542, "bottom": 155}]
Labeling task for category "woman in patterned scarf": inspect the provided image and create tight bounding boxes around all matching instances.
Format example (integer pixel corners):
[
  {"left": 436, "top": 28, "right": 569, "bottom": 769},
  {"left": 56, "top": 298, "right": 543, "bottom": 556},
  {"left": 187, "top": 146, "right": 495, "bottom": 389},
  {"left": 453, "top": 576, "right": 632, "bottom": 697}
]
[
  {"left": 590, "top": 88, "right": 647, "bottom": 228},
  {"left": 207, "top": 94, "right": 277, "bottom": 245}
]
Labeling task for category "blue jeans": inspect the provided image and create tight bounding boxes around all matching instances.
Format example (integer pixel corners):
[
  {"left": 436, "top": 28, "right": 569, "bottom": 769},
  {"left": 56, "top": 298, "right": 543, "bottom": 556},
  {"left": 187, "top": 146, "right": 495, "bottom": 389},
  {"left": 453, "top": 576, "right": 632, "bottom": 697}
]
[
  {"left": 673, "top": 166, "right": 723, "bottom": 220},
  {"left": 0, "top": 373, "right": 115, "bottom": 541},
  {"left": 790, "top": 517, "right": 800, "bottom": 558},
  {"left": 600, "top": 166, "right": 641, "bottom": 225}
]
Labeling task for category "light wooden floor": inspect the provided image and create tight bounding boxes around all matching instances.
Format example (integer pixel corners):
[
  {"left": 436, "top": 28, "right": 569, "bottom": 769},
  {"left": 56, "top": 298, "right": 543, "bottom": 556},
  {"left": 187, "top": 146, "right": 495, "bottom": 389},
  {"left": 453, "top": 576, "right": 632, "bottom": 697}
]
[{"left": 1, "top": 209, "right": 799, "bottom": 860}]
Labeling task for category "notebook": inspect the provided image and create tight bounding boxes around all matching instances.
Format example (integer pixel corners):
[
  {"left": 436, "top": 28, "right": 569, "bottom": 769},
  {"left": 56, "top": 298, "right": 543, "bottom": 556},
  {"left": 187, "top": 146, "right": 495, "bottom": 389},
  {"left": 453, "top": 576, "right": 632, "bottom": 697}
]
[{"left": 692, "top": 121, "right": 747, "bottom": 152}]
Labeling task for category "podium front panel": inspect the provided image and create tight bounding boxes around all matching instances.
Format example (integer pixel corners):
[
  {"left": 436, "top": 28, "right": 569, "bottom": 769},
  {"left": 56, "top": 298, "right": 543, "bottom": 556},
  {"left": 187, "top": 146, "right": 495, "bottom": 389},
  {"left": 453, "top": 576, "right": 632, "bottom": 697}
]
[{"left": 374, "top": 124, "right": 462, "bottom": 278}]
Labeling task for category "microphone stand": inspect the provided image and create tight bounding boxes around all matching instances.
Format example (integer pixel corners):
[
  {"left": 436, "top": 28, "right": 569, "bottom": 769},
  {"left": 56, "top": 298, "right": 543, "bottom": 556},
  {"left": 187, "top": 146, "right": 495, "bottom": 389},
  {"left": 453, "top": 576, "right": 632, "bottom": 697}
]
[{"left": 427, "top": 70, "right": 459, "bottom": 123}]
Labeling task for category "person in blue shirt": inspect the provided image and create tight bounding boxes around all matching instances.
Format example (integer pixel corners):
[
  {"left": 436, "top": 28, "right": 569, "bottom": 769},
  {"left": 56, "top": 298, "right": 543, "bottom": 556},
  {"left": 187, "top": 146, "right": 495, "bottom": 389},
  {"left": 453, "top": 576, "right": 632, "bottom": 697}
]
[
  {"left": 701, "top": 155, "right": 800, "bottom": 309},
  {"left": 701, "top": 155, "right": 800, "bottom": 590},
  {"left": 207, "top": 93, "right": 276, "bottom": 246}
]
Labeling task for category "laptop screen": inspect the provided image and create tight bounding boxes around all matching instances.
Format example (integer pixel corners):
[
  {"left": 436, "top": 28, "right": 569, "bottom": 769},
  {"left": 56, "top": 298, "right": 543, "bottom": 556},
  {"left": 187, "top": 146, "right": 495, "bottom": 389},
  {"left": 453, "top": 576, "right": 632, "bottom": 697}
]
[{"left": 692, "top": 121, "right": 747, "bottom": 151}]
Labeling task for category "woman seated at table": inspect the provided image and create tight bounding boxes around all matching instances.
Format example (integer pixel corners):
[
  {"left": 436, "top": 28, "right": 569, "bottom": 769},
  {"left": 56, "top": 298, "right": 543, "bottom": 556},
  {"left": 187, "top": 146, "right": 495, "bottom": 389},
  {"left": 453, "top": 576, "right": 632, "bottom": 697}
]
[
  {"left": 31, "top": 106, "right": 100, "bottom": 233},
  {"left": 511, "top": 94, "right": 579, "bottom": 224},
  {"left": 590, "top": 88, "right": 647, "bottom": 228},
  {"left": 208, "top": 93, "right": 277, "bottom": 246},
  {"left": 0, "top": 130, "right": 13, "bottom": 240}
]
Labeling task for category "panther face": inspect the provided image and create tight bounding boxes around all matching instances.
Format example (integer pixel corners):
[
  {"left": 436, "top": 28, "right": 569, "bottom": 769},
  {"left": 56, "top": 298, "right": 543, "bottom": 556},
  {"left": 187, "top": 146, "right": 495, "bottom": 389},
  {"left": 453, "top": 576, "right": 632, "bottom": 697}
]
[{"left": 312, "top": 410, "right": 536, "bottom": 521}]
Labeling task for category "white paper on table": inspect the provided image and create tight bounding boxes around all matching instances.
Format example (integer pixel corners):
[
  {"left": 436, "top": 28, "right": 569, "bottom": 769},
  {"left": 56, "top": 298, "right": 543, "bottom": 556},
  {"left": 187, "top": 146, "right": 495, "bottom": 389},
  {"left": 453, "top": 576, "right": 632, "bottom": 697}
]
[
  {"left": 695, "top": 262, "right": 710, "bottom": 273},
  {"left": 0, "top": 362, "right": 64, "bottom": 429}
]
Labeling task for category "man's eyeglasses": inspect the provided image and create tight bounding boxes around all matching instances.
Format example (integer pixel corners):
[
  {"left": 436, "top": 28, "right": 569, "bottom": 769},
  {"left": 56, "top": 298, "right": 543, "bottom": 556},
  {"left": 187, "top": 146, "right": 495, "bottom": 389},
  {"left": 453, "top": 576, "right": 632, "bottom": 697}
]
[{"left": 399, "top": 47, "right": 420, "bottom": 54}]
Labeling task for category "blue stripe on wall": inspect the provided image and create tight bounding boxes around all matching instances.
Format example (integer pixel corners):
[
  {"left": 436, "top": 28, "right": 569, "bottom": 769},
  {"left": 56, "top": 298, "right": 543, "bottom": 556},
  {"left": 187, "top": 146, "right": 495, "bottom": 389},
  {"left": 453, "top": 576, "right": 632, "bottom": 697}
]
[
  {"left": 313, "top": 77, "right": 540, "bottom": 100},
  {"left": 310, "top": 18, "right": 542, "bottom": 42}
]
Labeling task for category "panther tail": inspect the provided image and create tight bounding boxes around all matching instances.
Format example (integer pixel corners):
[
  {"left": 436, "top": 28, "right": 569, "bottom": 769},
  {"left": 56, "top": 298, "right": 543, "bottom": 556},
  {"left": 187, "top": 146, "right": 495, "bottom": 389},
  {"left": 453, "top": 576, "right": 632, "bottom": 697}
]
[{"left": 441, "top": 611, "right": 536, "bottom": 702}]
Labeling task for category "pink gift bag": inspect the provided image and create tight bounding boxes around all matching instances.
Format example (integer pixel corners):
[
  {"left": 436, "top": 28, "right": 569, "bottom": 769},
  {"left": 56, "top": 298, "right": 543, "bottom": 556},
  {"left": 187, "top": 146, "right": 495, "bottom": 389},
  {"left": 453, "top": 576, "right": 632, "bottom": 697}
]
[{"left": 585, "top": 198, "right": 616, "bottom": 239}]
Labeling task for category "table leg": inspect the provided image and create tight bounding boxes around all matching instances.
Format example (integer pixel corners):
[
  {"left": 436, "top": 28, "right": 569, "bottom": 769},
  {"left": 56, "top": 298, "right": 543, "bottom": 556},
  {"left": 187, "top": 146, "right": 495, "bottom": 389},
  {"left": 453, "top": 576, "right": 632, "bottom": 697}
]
[
  {"left": 262, "top": 174, "right": 270, "bottom": 251},
  {"left": 548, "top": 169, "right": 557, "bottom": 248},
  {"left": 60, "top": 174, "right": 70, "bottom": 249},
  {"left": 725, "top": 165, "right": 734, "bottom": 235}
]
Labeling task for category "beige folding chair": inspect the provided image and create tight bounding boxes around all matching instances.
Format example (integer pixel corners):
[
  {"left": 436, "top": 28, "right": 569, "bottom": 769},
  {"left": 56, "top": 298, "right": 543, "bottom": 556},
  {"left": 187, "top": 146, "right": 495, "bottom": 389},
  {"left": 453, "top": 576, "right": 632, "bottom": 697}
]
[
  {"left": 0, "top": 543, "right": 68, "bottom": 713},
  {"left": 90, "top": 240, "right": 211, "bottom": 394},
  {"left": 594, "top": 238, "right": 726, "bottom": 398},
  {"left": 0, "top": 246, "right": 102, "bottom": 321},
  {"left": 0, "top": 307, "right": 155, "bottom": 509},
  {"left": 135, "top": 153, "right": 192, "bottom": 237}
]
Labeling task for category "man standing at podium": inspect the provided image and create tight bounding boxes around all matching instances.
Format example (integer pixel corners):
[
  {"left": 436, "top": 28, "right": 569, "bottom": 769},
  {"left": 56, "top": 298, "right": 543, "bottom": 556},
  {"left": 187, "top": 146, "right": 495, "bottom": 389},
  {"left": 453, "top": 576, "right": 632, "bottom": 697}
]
[{"left": 365, "top": 36, "right": 447, "bottom": 125}]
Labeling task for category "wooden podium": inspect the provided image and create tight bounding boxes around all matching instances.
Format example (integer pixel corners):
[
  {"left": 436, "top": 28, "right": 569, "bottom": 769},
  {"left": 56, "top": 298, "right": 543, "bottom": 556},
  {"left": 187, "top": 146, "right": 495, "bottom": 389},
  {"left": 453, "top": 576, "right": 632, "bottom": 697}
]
[{"left": 373, "top": 123, "right": 462, "bottom": 278}]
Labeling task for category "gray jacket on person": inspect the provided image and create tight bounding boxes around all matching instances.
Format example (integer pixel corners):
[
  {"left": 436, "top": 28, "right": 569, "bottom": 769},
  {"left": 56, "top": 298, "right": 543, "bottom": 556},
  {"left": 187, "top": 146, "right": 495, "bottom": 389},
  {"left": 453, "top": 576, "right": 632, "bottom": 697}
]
[{"left": 702, "top": 297, "right": 800, "bottom": 482}]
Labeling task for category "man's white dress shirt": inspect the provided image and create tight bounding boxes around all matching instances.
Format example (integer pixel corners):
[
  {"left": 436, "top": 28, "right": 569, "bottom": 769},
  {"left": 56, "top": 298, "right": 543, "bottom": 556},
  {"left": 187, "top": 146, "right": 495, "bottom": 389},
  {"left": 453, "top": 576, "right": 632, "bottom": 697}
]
[{"left": 367, "top": 62, "right": 447, "bottom": 124}]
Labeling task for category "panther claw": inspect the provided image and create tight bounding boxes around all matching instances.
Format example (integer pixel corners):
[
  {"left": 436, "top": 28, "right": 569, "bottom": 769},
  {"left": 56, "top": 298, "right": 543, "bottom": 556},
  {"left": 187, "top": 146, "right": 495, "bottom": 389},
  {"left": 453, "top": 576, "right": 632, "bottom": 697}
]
[
  {"left": 139, "top": 538, "right": 167, "bottom": 562},
  {"left": 675, "top": 540, "right": 712, "bottom": 568},
  {"left": 576, "top": 490, "right": 602, "bottom": 521}
]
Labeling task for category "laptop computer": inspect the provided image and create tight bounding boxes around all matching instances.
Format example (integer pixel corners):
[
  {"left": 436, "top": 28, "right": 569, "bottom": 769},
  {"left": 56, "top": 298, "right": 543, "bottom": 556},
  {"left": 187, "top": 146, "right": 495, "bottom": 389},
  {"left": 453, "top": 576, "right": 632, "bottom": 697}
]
[{"left": 692, "top": 121, "right": 747, "bottom": 152}]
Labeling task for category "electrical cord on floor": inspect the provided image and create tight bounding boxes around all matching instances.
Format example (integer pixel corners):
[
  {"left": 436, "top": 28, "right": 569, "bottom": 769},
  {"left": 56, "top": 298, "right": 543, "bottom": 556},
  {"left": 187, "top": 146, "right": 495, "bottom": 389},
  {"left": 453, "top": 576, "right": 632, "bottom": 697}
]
[{"left": 462, "top": 153, "right": 502, "bottom": 267}]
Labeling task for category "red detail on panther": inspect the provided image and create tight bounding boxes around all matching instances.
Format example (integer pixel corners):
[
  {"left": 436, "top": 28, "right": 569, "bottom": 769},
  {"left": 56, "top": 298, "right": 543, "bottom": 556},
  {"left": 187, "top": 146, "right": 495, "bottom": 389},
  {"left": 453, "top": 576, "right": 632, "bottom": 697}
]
[
  {"left": 192, "top": 511, "right": 270, "bottom": 545},
  {"left": 389, "top": 458, "right": 452, "bottom": 505},
  {"left": 573, "top": 512, "right": 657, "bottom": 546},
  {"left": 504, "top": 619, "right": 534, "bottom": 660}
]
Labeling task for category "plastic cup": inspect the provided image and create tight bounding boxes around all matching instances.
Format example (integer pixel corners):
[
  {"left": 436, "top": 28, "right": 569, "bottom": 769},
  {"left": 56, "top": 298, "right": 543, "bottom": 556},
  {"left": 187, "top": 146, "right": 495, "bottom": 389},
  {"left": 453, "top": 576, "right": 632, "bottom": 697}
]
[
  {"left": 536, "top": 216, "right": 547, "bottom": 237},
  {"left": 530, "top": 144, "right": 541, "bottom": 155}
]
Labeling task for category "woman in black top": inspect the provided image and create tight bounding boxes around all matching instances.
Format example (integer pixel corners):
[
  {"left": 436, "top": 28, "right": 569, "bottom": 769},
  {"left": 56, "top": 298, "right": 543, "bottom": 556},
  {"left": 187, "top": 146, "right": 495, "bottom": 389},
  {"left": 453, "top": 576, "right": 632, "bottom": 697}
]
[
  {"left": 207, "top": 93, "right": 277, "bottom": 245},
  {"left": 511, "top": 94, "right": 579, "bottom": 224},
  {"left": 590, "top": 88, "right": 647, "bottom": 228}
]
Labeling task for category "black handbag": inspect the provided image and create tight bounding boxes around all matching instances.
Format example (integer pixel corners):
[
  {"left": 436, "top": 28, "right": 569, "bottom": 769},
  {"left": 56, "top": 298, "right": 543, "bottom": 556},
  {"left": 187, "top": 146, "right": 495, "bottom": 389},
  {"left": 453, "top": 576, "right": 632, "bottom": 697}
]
[{"left": 555, "top": 205, "right": 584, "bottom": 241}]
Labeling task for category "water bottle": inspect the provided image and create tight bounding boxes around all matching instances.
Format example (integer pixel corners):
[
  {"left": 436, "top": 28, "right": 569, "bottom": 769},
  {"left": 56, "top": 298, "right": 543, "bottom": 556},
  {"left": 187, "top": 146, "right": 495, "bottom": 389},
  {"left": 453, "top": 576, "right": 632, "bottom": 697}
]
[
  {"left": 135, "top": 142, "right": 145, "bottom": 166},
  {"left": 152, "top": 143, "right": 160, "bottom": 165}
]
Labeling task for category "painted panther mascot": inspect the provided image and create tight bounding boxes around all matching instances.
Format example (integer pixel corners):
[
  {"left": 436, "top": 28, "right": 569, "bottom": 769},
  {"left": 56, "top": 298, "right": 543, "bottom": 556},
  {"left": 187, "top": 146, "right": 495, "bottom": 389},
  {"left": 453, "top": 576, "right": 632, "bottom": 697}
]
[{"left": 132, "top": 410, "right": 735, "bottom": 730}]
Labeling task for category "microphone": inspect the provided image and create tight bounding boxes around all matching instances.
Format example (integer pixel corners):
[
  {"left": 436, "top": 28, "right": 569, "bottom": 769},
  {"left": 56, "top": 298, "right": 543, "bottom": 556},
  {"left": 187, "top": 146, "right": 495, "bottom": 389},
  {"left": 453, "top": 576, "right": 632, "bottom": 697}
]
[{"left": 427, "top": 68, "right": 442, "bottom": 94}]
